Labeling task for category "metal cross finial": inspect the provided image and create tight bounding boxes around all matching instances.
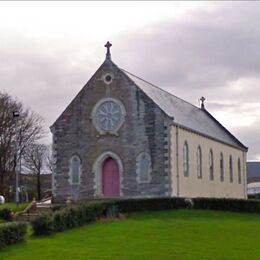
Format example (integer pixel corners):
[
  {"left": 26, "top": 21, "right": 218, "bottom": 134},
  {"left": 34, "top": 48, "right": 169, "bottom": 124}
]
[
  {"left": 105, "top": 41, "right": 112, "bottom": 60},
  {"left": 200, "top": 96, "right": 206, "bottom": 109}
]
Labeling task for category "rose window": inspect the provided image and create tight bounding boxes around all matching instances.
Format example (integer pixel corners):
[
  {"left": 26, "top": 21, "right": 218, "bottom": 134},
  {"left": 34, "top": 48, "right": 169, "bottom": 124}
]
[{"left": 92, "top": 98, "right": 125, "bottom": 133}]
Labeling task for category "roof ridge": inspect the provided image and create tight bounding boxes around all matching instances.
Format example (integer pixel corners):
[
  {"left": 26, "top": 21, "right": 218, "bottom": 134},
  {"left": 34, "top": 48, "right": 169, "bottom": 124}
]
[{"left": 120, "top": 67, "right": 202, "bottom": 111}]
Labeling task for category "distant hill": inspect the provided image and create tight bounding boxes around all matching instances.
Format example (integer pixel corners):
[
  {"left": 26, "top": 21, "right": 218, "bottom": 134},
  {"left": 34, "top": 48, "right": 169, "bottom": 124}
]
[{"left": 247, "top": 162, "right": 260, "bottom": 183}]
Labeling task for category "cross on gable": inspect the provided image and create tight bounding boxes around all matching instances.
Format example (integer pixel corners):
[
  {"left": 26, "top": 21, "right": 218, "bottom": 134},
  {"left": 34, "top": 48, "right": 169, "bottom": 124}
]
[
  {"left": 105, "top": 41, "right": 112, "bottom": 58},
  {"left": 200, "top": 96, "right": 206, "bottom": 109}
]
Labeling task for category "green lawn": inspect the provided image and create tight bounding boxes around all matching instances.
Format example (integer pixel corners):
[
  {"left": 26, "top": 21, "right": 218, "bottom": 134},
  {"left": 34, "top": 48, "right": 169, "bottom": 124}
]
[
  {"left": 0, "top": 203, "right": 28, "bottom": 213},
  {"left": 0, "top": 209, "right": 259, "bottom": 259}
]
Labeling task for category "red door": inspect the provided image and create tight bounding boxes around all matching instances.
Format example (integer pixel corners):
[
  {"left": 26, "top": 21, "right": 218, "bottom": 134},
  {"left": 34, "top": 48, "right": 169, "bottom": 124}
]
[{"left": 102, "top": 157, "right": 119, "bottom": 197}]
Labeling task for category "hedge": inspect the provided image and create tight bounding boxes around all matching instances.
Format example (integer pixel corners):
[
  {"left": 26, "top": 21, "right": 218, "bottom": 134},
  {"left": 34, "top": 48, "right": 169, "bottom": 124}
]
[
  {"left": 31, "top": 198, "right": 187, "bottom": 235},
  {"left": 114, "top": 197, "right": 187, "bottom": 213},
  {"left": 248, "top": 194, "right": 260, "bottom": 200},
  {"left": 193, "top": 198, "right": 260, "bottom": 213},
  {"left": 0, "top": 222, "right": 27, "bottom": 249},
  {"left": 31, "top": 197, "right": 260, "bottom": 237},
  {"left": 0, "top": 208, "right": 13, "bottom": 221}
]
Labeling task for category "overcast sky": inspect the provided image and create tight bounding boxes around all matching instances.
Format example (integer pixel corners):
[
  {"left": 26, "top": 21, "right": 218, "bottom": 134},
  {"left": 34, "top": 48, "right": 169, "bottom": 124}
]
[{"left": 0, "top": 1, "right": 259, "bottom": 160}]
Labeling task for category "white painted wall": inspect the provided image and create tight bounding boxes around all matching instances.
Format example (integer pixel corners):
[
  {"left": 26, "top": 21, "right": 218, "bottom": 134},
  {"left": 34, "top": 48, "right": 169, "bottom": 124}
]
[{"left": 170, "top": 125, "right": 247, "bottom": 199}]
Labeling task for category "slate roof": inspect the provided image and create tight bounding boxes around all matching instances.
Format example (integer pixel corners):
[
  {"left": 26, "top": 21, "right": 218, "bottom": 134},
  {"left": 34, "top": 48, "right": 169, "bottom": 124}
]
[{"left": 120, "top": 68, "right": 247, "bottom": 151}]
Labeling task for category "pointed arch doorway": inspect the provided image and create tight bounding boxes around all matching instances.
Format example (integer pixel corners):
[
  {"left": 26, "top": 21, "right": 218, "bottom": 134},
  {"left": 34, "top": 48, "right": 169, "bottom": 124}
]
[
  {"left": 93, "top": 151, "right": 123, "bottom": 197},
  {"left": 102, "top": 157, "right": 119, "bottom": 197}
]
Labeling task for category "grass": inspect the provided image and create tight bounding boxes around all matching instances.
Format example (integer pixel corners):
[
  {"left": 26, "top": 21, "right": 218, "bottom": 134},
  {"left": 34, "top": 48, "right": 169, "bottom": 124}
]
[
  {"left": 0, "top": 209, "right": 259, "bottom": 259},
  {"left": 0, "top": 203, "right": 28, "bottom": 213}
]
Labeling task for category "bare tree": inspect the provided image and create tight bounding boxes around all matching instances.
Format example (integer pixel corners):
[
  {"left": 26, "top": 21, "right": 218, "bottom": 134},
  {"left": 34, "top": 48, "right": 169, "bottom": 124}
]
[
  {"left": 23, "top": 143, "right": 47, "bottom": 201},
  {"left": 46, "top": 144, "right": 54, "bottom": 174},
  {"left": 0, "top": 91, "right": 45, "bottom": 196}
]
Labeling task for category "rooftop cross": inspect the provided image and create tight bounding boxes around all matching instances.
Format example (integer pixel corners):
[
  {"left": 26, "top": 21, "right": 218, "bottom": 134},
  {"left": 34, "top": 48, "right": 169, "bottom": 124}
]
[
  {"left": 105, "top": 41, "right": 112, "bottom": 60},
  {"left": 200, "top": 96, "right": 206, "bottom": 110}
]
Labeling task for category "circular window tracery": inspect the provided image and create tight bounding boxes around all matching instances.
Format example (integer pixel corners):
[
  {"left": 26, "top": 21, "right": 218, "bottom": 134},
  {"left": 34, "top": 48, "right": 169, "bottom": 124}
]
[
  {"left": 92, "top": 98, "right": 126, "bottom": 134},
  {"left": 97, "top": 101, "right": 122, "bottom": 131},
  {"left": 105, "top": 75, "right": 112, "bottom": 83},
  {"left": 103, "top": 73, "right": 113, "bottom": 85}
]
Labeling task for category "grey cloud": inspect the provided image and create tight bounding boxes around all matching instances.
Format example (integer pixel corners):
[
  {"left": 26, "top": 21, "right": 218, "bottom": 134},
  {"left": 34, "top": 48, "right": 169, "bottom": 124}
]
[{"left": 115, "top": 2, "right": 260, "bottom": 91}]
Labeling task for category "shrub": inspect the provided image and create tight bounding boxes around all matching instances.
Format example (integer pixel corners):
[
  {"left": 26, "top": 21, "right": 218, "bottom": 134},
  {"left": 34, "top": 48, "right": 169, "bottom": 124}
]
[
  {"left": 0, "top": 208, "right": 13, "bottom": 221},
  {"left": 52, "top": 203, "right": 106, "bottom": 232},
  {"left": 30, "top": 214, "right": 53, "bottom": 236},
  {"left": 0, "top": 222, "right": 27, "bottom": 249},
  {"left": 84, "top": 203, "right": 107, "bottom": 221},
  {"left": 53, "top": 209, "right": 67, "bottom": 232},
  {"left": 53, "top": 207, "right": 81, "bottom": 232}
]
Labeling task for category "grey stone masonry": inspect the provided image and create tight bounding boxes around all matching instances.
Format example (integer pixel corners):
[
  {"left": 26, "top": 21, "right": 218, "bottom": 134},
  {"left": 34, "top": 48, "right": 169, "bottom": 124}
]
[{"left": 51, "top": 59, "right": 171, "bottom": 202}]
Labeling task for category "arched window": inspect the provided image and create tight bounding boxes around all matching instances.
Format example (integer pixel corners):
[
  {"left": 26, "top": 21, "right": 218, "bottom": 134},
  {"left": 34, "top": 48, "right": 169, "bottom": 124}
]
[
  {"left": 229, "top": 156, "right": 233, "bottom": 183},
  {"left": 136, "top": 152, "right": 151, "bottom": 183},
  {"left": 209, "top": 149, "right": 214, "bottom": 181},
  {"left": 238, "top": 158, "right": 241, "bottom": 184},
  {"left": 197, "top": 146, "right": 202, "bottom": 179},
  {"left": 183, "top": 141, "right": 189, "bottom": 177},
  {"left": 69, "top": 155, "right": 81, "bottom": 185},
  {"left": 220, "top": 153, "right": 224, "bottom": 182}
]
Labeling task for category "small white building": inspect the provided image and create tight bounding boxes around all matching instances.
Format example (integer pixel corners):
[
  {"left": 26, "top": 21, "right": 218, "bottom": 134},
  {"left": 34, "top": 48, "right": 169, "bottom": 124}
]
[{"left": 247, "top": 182, "right": 260, "bottom": 195}]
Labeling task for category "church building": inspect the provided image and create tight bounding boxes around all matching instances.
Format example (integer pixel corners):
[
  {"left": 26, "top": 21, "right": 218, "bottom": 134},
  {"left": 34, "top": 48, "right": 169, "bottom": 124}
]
[{"left": 50, "top": 42, "right": 248, "bottom": 202}]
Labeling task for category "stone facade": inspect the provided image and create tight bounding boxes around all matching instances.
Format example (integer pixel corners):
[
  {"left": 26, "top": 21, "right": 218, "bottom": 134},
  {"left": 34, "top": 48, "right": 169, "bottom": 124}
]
[{"left": 51, "top": 59, "right": 171, "bottom": 202}]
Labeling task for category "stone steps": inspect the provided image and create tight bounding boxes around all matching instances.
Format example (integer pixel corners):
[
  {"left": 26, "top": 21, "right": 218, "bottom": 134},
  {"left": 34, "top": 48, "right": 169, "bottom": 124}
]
[{"left": 14, "top": 198, "right": 52, "bottom": 222}]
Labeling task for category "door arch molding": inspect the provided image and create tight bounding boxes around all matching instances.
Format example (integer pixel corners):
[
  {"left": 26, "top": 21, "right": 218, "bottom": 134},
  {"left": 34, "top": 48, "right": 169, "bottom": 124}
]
[{"left": 93, "top": 151, "right": 123, "bottom": 196}]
